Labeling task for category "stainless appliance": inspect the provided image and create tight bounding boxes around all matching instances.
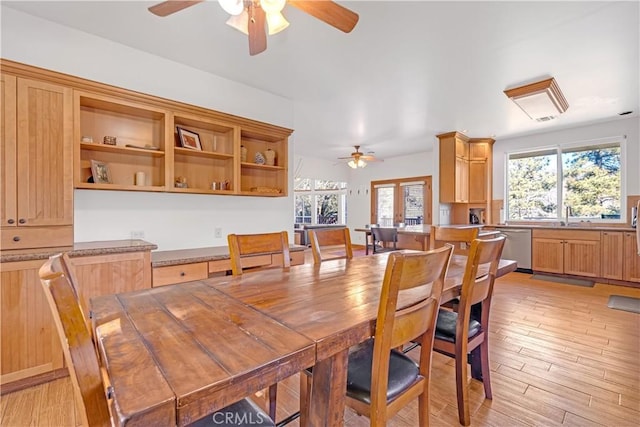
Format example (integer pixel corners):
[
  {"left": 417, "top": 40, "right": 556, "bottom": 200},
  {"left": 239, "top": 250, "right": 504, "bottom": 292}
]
[
  {"left": 470, "top": 213, "right": 480, "bottom": 224},
  {"left": 499, "top": 228, "right": 532, "bottom": 272},
  {"left": 632, "top": 206, "right": 637, "bottom": 228}
]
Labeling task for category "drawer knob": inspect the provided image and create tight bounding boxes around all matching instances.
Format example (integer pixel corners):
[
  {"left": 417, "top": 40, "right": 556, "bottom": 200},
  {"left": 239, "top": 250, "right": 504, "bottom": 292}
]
[
  {"left": 7, "top": 219, "right": 14, "bottom": 224},
  {"left": 180, "top": 272, "right": 186, "bottom": 277},
  {"left": 13, "top": 236, "right": 20, "bottom": 242},
  {"left": 18, "top": 218, "right": 26, "bottom": 224}
]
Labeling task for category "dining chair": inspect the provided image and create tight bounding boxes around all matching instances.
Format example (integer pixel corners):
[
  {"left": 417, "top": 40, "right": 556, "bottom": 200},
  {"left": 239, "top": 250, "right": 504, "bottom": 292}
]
[
  {"left": 299, "top": 244, "right": 454, "bottom": 426},
  {"left": 38, "top": 253, "right": 276, "bottom": 427},
  {"left": 432, "top": 236, "right": 506, "bottom": 426},
  {"left": 429, "top": 226, "right": 479, "bottom": 253},
  {"left": 371, "top": 227, "right": 398, "bottom": 254},
  {"left": 227, "top": 231, "right": 290, "bottom": 276},
  {"left": 227, "top": 230, "right": 290, "bottom": 422},
  {"left": 308, "top": 227, "right": 353, "bottom": 264}
]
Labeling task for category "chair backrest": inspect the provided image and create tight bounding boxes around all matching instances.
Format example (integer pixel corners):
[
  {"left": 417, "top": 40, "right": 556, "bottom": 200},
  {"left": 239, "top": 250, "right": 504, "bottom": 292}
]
[
  {"left": 457, "top": 236, "right": 506, "bottom": 339},
  {"left": 227, "top": 231, "right": 291, "bottom": 275},
  {"left": 370, "top": 245, "right": 454, "bottom": 409},
  {"left": 430, "top": 226, "right": 479, "bottom": 252},
  {"left": 39, "top": 254, "right": 111, "bottom": 427},
  {"left": 371, "top": 227, "right": 398, "bottom": 253},
  {"left": 308, "top": 227, "right": 353, "bottom": 264}
]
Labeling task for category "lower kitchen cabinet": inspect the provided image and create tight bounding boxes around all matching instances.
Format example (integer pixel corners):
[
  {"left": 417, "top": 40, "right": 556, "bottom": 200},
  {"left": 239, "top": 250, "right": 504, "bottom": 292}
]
[
  {"left": 0, "top": 259, "right": 64, "bottom": 386},
  {"left": 0, "top": 249, "right": 152, "bottom": 389},
  {"left": 623, "top": 232, "right": 640, "bottom": 282},
  {"left": 532, "top": 229, "right": 601, "bottom": 277},
  {"left": 601, "top": 231, "right": 624, "bottom": 280}
]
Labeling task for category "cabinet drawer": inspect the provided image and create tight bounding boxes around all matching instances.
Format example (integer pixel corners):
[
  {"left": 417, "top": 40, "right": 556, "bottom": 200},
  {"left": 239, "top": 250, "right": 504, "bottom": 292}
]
[
  {"left": 290, "top": 251, "right": 305, "bottom": 266},
  {"left": 0, "top": 226, "right": 73, "bottom": 250},
  {"left": 532, "top": 229, "right": 600, "bottom": 241},
  {"left": 153, "top": 262, "right": 208, "bottom": 287},
  {"left": 209, "top": 259, "right": 232, "bottom": 274}
]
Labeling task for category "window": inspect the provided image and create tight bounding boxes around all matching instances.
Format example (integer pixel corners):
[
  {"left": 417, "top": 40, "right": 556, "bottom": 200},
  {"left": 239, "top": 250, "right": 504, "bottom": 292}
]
[
  {"left": 506, "top": 139, "right": 623, "bottom": 222},
  {"left": 294, "top": 179, "right": 347, "bottom": 225},
  {"left": 370, "top": 177, "right": 432, "bottom": 226}
]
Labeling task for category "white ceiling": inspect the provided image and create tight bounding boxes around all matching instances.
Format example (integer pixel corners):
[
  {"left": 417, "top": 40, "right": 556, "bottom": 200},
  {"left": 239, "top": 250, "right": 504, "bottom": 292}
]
[{"left": 4, "top": 1, "right": 639, "bottom": 162}]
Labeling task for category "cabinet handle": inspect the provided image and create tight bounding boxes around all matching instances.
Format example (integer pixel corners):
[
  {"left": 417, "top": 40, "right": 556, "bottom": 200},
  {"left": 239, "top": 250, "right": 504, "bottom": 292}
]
[
  {"left": 18, "top": 218, "right": 26, "bottom": 224},
  {"left": 7, "top": 219, "right": 14, "bottom": 224},
  {"left": 180, "top": 272, "right": 186, "bottom": 277},
  {"left": 13, "top": 236, "right": 20, "bottom": 242}
]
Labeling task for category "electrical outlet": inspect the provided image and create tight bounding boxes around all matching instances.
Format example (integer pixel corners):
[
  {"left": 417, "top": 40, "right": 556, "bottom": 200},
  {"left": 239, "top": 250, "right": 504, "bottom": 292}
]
[
  {"left": 130, "top": 230, "right": 145, "bottom": 239},
  {"left": 214, "top": 227, "right": 222, "bottom": 238}
]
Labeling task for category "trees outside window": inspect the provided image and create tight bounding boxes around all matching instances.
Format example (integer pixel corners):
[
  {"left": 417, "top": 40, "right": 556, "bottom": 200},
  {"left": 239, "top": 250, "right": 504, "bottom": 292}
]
[
  {"left": 507, "top": 141, "right": 623, "bottom": 222},
  {"left": 294, "top": 179, "right": 346, "bottom": 225}
]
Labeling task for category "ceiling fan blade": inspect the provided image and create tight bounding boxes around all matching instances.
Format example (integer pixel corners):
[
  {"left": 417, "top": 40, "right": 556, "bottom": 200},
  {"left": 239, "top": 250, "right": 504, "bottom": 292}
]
[
  {"left": 148, "top": 0, "right": 204, "bottom": 17},
  {"left": 248, "top": 2, "right": 267, "bottom": 56},
  {"left": 288, "top": 0, "right": 359, "bottom": 33}
]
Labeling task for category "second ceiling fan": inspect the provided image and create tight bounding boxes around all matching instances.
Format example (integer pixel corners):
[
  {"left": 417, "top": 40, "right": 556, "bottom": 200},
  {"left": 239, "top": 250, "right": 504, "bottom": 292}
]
[{"left": 148, "top": 0, "right": 359, "bottom": 56}]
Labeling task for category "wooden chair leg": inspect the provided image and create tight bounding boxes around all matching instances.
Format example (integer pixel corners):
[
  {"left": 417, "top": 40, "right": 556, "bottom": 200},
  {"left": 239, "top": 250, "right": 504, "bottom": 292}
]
[
  {"left": 418, "top": 382, "right": 430, "bottom": 427},
  {"left": 455, "top": 351, "right": 471, "bottom": 426},
  {"left": 299, "top": 373, "right": 311, "bottom": 426},
  {"left": 268, "top": 384, "right": 277, "bottom": 422},
  {"left": 480, "top": 339, "right": 492, "bottom": 400}
]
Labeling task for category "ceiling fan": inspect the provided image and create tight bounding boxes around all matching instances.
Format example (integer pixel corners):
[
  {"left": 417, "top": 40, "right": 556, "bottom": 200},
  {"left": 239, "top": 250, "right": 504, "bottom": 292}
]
[
  {"left": 148, "top": 0, "right": 359, "bottom": 56},
  {"left": 338, "top": 146, "right": 382, "bottom": 169}
]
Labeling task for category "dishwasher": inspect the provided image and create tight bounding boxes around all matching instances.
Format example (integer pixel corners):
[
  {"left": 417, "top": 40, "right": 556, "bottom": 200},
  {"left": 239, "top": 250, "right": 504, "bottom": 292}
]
[{"left": 498, "top": 228, "right": 532, "bottom": 273}]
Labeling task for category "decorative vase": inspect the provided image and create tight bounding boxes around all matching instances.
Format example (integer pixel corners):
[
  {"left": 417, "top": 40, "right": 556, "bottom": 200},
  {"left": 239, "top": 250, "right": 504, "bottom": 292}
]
[
  {"left": 265, "top": 148, "right": 276, "bottom": 166},
  {"left": 254, "top": 151, "right": 265, "bottom": 165},
  {"left": 240, "top": 145, "right": 247, "bottom": 162}
]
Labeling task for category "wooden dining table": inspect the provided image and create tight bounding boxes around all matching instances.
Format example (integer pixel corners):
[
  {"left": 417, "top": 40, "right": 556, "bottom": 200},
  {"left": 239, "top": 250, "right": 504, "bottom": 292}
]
[{"left": 91, "top": 252, "right": 516, "bottom": 427}]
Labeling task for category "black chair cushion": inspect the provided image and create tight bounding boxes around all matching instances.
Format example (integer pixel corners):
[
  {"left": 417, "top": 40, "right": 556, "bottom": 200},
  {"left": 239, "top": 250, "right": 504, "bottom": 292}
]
[
  {"left": 189, "top": 398, "right": 275, "bottom": 427},
  {"left": 346, "top": 339, "right": 420, "bottom": 405},
  {"left": 434, "top": 309, "right": 482, "bottom": 343}
]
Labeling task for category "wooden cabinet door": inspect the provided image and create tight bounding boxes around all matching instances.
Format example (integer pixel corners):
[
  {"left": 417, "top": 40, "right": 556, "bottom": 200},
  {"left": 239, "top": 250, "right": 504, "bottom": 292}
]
[
  {"left": 564, "top": 239, "right": 600, "bottom": 277},
  {"left": 468, "top": 159, "right": 486, "bottom": 203},
  {"left": 623, "top": 232, "right": 640, "bottom": 282},
  {"left": 1, "top": 74, "right": 17, "bottom": 228},
  {"left": 532, "top": 238, "right": 564, "bottom": 273},
  {"left": 16, "top": 78, "right": 73, "bottom": 227},
  {"left": 601, "top": 231, "right": 623, "bottom": 280},
  {"left": 454, "top": 156, "right": 469, "bottom": 202},
  {"left": 0, "top": 260, "right": 64, "bottom": 385},
  {"left": 70, "top": 252, "right": 152, "bottom": 321}
]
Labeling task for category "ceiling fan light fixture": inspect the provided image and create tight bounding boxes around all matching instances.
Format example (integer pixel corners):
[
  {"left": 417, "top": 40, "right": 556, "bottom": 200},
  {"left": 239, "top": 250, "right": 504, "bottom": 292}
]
[
  {"left": 348, "top": 159, "right": 367, "bottom": 169},
  {"left": 504, "top": 77, "right": 569, "bottom": 122},
  {"left": 219, "top": 0, "right": 244, "bottom": 15},
  {"left": 226, "top": 9, "right": 249, "bottom": 34},
  {"left": 260, "top": 0, "right": 286, "bottom": 14},
  {"left": 266, "top": 11, "right": 289, "bottom": 35}
]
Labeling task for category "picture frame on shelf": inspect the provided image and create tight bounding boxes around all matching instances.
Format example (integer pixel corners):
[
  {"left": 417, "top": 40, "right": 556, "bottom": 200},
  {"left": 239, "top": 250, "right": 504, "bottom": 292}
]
[
  {"left": 90, "top": 160, "right": 112, "bottom": 184},
  {"left": 177, "top": 127, "right": 202, "bottom": 151}
]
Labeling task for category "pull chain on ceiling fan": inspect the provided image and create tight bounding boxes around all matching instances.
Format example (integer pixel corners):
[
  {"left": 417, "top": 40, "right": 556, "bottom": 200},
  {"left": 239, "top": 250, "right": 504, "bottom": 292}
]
[{"left": 148, "top": 0, "right": 359, "bottom": 56}]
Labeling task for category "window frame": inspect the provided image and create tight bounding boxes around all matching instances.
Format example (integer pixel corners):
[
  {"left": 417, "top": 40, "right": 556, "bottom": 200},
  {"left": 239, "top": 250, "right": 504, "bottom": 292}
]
[
  {"left": 294, "top": 179, "right": 348, "bottom": 225},
  {"left": 504, "top": 136, "right": 626, "bottom": 224}
]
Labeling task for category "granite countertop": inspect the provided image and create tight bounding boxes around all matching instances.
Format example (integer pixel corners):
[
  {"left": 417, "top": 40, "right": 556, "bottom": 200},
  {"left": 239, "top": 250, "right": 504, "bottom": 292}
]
[
  {"left": 489, "top": 223, "right": 636, "bottom": 232},
  {"left": 0, "top": 240, "right": 157, "bottom": 263},
  {"left": 152, "top": 244, "right": 307, "bottom": 267},
  {"left": 354, "top": 224, "right": 489, "bottom": 235}
]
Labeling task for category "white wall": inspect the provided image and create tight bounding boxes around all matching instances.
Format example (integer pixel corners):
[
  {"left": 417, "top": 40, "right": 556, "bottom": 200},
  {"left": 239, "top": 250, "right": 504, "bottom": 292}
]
[
  {"left": 345, "top": 149, "right": 437, "bottom": 246},
  {"left": 493, "top": 116, "right": 640, "bottom": 220},
  {"left": 2, "top": 8, "right": 295, "bottom": 250}
]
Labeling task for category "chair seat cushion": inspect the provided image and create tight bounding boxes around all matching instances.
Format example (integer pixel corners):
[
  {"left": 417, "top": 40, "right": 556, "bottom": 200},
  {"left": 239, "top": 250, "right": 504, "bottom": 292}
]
[
  {"left": 434, "top": 309, "right": 481, "bottom": 343},
  {"left": 189, "top": 398, "right": 275, "bottom": 427},
  {"left": 346, "top": 339, "right": 420, "bottom": 404}
]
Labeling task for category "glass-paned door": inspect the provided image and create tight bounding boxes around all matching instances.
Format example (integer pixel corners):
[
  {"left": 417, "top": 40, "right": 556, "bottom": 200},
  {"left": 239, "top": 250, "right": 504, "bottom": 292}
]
[{"left": 371, "top": 176, "right": 432, "bottom": 226}]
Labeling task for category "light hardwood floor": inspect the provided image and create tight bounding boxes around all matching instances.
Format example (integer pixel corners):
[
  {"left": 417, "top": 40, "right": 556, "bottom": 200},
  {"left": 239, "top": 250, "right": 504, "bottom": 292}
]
[{"left": 2, "top": 271, "right": 639, "bottom": 426}]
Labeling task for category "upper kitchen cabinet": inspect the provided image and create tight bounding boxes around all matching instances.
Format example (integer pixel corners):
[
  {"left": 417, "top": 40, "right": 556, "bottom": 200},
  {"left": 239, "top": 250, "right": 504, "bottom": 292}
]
[
  {"left": 438, "top": 131, "right": 494, "bottom": 224},
  {"left": 172, "top": 113, "right": 237, "bottom": 194},
  {"left": 1, "top": 74, "right": 73, "bottom": 250},
  {"left": 438, "top": 131, "right": 469, "bottom": 203},
  {"left": 74, "top": 91, "right": 168, "bottom": 191},
  {"left": 239, "top": 126, "right": 289, "bottom": 196}
]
